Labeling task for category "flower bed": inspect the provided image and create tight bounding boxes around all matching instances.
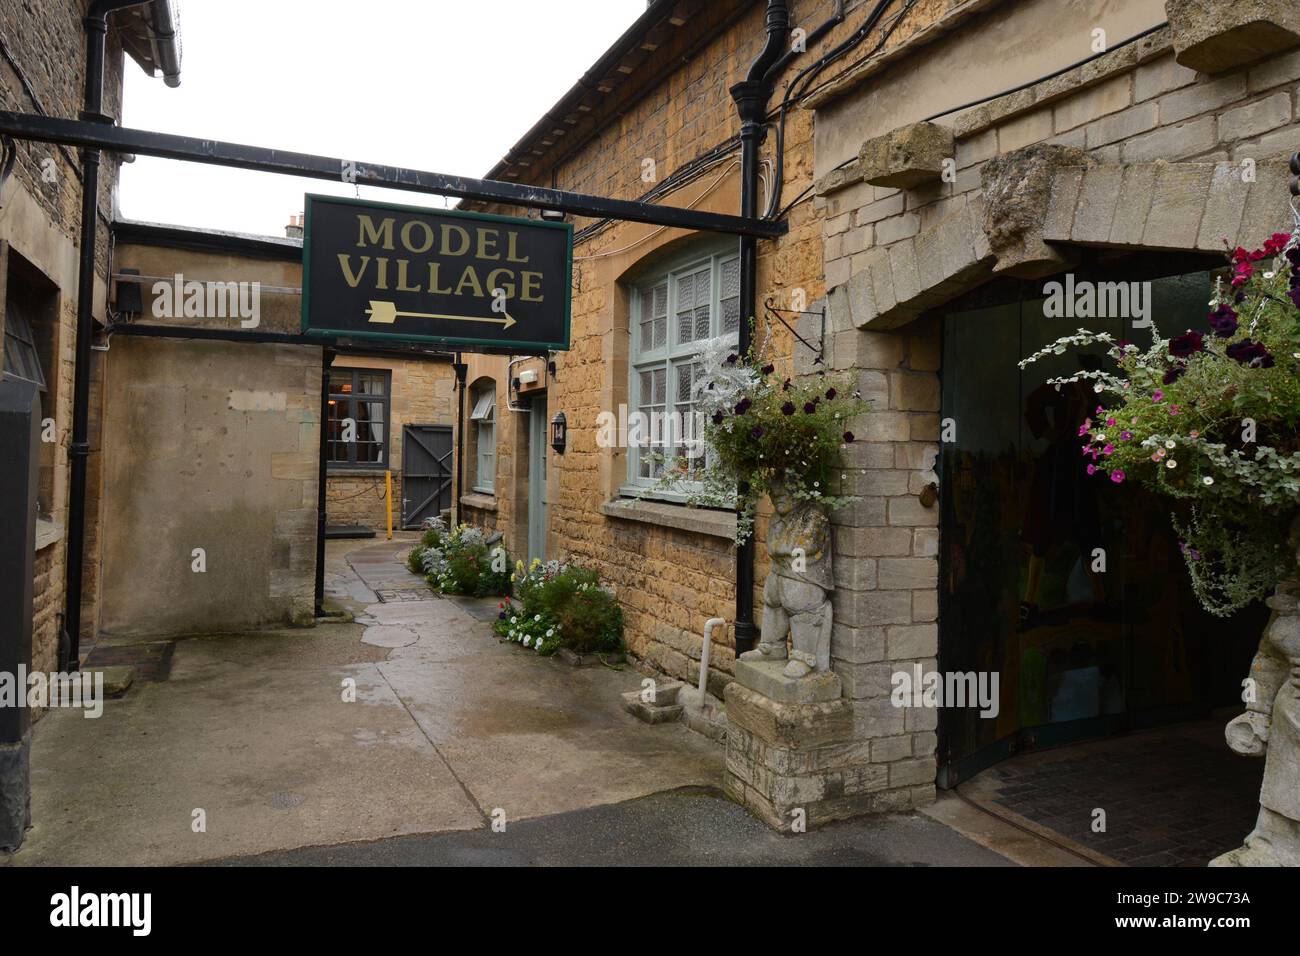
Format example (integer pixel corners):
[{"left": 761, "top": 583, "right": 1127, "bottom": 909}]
[
  {"left": 406, "top": 517, "right": 512, "bottom": 597},
  {"left": 1020, "top": 231, "right": 1300, "bottom": 614},
  {"left": 492, "top": 559, "right": 624, "bottom": 657}
]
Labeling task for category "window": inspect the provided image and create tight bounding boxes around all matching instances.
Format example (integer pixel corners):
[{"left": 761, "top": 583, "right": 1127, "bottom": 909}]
[
  {"left": 327, "top": 368, "right": 390, "bottom": 468},
  {"left": 471, "top": 384, "right": 496, "bottom": 493},
  {"left": 627, "top": 246, "right": 740, "bottom": 491},
  {"left": 2, "top": 296, "right": 47, "bottom": 391}
]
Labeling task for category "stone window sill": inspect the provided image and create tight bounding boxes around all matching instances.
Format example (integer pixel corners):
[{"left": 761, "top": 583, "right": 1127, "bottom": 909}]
[
  {"left": 461, "top": 493, "right": 497, "bottom": 513},
  {"left": 601, "top": 497, "right": 736, "bottom": 540},
  {"left": 35, "top": 518, "right": 63, "bottom": 553}
]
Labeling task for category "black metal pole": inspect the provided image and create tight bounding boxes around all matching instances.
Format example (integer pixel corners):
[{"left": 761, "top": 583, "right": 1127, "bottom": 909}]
[
  {"left": 314, "top": 347, "right": 334, "bottom": 616},
  {"left": 453, "top": 354, "right": 467, "bottom": 527},
  {"left": 62, "top": 0, "right": 148, "bottom": 670},
  {"left": 0, "top": 112, "right": 786, "bottom": 241},
  {"left": 729, "top": 0, "right": 790, "bottom": 656}
]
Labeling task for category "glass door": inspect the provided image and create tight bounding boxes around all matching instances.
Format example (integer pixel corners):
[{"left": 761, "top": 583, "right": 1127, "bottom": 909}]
[{"left": 936, "top": 267, "right": 1265, "bottom": 787}]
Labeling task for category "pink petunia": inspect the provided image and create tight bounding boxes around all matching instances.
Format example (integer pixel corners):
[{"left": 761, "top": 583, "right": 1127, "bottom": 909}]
[{"left": 1110, "top": 470, "right": 1125, "bottom": 484}]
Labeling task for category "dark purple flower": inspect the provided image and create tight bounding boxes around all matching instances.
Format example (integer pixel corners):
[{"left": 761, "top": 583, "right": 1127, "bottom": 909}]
[
  {"left": 842, "top": 431, "right": 855, "bottom": 443},
  {"left": 1169, "top": 330, "right": 1204, "bottom": 358},
  {"left": 825, "top": 387, "right": 838, "bottom": 400},
  {"left": 725, "top": 353, "right": 739, "bottom": 365},
  {"left": 734, "top": 397, "right": 752, "bottom": 414},
  {"left": 711, "top": 411, "right": 725, "bottom": 425},
  {"left": 782, "top": 379, "right": 792, "bottom": 391},
  {"left": 803, "top": 401, "right": 817, "bottom": 414},
  {"left": 1208, "top": 305, "right": 1238, "bottom": 338},
  {"left": 1162, "top": 365, "right": 1186, "bottom": 385},
  {"left": 761, "top": 363, "right": 775, "bottom": 375},
  {"left": 781, "top": 401, "right": 796, "bottom": 416},
  {"left": 1287, "top": 246, "right": 1300, "bottom": 268},
  {"left": 750, "top": 425, "right": 764, "bottom": 439},
  {"left": 1226, "top": 339, "right": 1275, "bottom": 367},
  {"left": 1289, "top": 286, "right": 1300, "bottom": 310}
]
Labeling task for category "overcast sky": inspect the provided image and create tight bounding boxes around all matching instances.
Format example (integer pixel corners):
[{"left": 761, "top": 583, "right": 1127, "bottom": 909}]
[{"left": 118, "top": 0, "right": 647, "bottom": 237}]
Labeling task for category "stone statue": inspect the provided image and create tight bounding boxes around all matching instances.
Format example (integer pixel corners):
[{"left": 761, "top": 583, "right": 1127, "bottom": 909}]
[
  {"left": 739, "top": 478, "right": 833, "bottom": 679},
  {"left": 1213, "top": 517, "right": 1300, "bottom": 867}
]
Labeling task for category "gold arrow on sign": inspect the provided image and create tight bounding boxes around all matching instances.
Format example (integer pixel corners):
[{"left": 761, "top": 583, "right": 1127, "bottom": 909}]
[{"left": 365, "top": 300, "right": 516, "bottom": 330}]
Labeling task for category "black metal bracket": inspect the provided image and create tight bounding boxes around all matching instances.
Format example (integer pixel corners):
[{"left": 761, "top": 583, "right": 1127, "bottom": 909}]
[
  {"left": 1291, "top": 151, "right": 1299, "bottom": 197},
  {"left": 0, "top": 111, "right": 788, "bottom": 240},
  {"left": 764, "top": 296, "right": 826, "bottom": 365}
]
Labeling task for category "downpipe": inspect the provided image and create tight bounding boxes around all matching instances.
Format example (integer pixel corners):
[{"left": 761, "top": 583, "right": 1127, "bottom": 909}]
[
  {"left": 729, "top": 1, "right": 790, "bottom": 657},
  {"left": 62, "top": 0, "right": 151, "bottom": 670}
]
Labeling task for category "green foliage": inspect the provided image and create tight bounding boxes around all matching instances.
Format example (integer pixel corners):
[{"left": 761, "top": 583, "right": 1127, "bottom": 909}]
[
  {"left": 419, "top": 521, "right": 511, "bottom": 597},
  {"left": 492, "top": 558, "right": 624, "bottom": 655},
  {"left": 1020, "top": 231, "right": 1300, "bottom": 614}
]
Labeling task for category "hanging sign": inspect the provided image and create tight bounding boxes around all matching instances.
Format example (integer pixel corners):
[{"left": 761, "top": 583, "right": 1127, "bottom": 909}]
[{"left": 301, "top": 194, "right": 572, "bottom": 351}]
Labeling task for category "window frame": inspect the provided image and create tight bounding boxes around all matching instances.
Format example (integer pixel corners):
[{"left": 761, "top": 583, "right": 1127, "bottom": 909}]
[
  {"left": 326, "top": 367, "right": 392, "bottom": 470},
  {"left": 471, "top": 383, "right": 496, "bottom": 495},
  {"left": 623, "top": 244, "right": 741, "bottom": 500},
  {"left": 2, "top": 296, "right": 48, "bottom": 392}
]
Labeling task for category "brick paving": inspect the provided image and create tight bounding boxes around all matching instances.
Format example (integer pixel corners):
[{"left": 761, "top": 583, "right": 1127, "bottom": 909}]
[{"left": 978, "top": 724, "right": 1263, "bottom": 866}]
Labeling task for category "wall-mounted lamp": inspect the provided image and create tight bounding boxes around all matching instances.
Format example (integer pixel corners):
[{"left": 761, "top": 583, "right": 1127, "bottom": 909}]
[{"left": 550, "top": 411, "right": 567, "bottom": 454}]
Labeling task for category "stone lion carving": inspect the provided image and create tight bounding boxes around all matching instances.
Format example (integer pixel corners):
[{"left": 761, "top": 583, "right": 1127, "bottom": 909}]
[
  {"left": 1213, "top": 519, "right": 1300, "bottom": 867},
  {"left": 738, "top": 479, "right": 833, "bottom": 679}
]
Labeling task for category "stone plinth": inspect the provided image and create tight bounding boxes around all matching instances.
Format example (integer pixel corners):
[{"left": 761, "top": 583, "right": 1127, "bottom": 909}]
[
  {"left": 724, "top": 679, "right": 909, "bottom": 831},
  {"left": 734, "top": 659, "right": 842, "bottom": 704},
  {"left": 1168, "top": 0, "right": 1300, "bottom": 74}
]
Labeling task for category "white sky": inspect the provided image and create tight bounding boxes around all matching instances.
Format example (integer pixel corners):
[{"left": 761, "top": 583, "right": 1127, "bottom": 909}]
[{"left": 118, "top": 0, "right": 647, "bottom": 237}]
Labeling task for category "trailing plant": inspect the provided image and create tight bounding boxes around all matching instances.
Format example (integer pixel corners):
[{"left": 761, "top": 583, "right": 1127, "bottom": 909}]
[
  {"left": 648, "top": 335, "right": 869, "bottom": 543},
  {"left": 1020, "top": 230, "right": 1300, "bottom": 615},
  {"left": 493, "top": 558, "right": 624, "bottom": 655}
]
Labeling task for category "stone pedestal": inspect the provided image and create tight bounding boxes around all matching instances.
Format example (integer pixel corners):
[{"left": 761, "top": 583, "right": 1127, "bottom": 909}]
[{"left": 724, "top": 663, "right": 916, "bottom": 831}]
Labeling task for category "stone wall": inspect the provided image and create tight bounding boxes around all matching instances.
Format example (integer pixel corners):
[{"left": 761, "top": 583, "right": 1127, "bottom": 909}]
[
  {"left": 0, "top": 0, "right": 129, "bottom": 680},
  {"left": 799, "top": 0, "right": 1300, "bottom": 824}
]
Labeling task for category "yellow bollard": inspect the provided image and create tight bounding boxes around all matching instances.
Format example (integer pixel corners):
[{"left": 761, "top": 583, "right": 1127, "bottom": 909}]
[{"left": 385, "top": 469, "right": 394, "bottom": 540}]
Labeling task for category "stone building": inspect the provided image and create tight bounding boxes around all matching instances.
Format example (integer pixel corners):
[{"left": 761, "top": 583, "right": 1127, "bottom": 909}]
[
  {"left": 0, "top": 0, "right": 180, "bottom": 847},
  {"left": 461, "top": 0, "right": 1300, "bottom": 830}
]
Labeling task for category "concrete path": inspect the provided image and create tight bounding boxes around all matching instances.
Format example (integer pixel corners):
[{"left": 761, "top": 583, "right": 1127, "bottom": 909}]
[{"left": 9, "top": 538, "right": 722, "bottom": 865}]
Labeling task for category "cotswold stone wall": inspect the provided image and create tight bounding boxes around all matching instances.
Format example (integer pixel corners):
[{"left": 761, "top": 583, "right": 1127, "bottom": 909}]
[
  {"left": 0, "top": 0, "right": 128, "bottom": 676},
  {"left": 804, "top": 1, "right": 1300, "bottom": 821},
  {"left": 466, "top": 0, "right": 933, "bottom": 686}
]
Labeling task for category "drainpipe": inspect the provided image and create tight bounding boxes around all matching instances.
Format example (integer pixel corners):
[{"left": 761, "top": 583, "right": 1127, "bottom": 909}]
[
  {"left": 314, "top": 347, "right": 334, "bottom": 617},
  {"left": 453, "top": 354, "right": 467, "bottom": 527},
  {"left": 728, "top": 0, "right": 789, "bottom": 656},
  {"left": 62, "top": 0, "right": 152, "bottom": 670}
]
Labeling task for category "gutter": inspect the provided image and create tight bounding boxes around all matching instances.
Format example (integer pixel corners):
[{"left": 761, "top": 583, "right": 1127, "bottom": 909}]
[{"left": 147, "top": 0, "right": 182, "bottom": 88}]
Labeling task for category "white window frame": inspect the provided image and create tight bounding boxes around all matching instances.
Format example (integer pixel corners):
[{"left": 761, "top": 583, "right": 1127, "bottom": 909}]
[
  {"left": 623, "top": 244, "right": 741, "bottom": 500},
  {"left": 471, "top": 385, "right": 496, "bottom": 494}
]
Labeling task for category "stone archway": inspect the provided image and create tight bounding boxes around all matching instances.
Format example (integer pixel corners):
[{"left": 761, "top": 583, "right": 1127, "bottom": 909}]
[{"left": 830, "top": 142, "right": 1295, "bottom": 331}]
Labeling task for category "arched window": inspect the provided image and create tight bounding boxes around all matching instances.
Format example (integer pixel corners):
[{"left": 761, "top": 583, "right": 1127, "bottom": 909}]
[{"left": 470, "top": 381, "right": 496, "bottom": 494}]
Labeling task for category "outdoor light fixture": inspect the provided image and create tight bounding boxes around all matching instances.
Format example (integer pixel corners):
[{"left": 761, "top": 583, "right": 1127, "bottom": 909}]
[
  {"left": 550, "top": 411, "right": 567, "bottom": 454},
  {"left": 540, "top": 209, "right": 566, "bottom": 221}
]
